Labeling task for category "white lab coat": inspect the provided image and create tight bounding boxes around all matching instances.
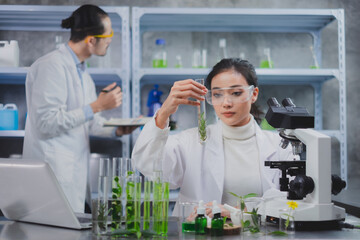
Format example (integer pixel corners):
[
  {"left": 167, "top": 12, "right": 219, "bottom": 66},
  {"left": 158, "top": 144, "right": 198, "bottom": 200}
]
[
  {"left": 132, "top": 117, "right": 293, "bottom": 215},
  {"left": 22, "top": 44, "right": 114, "bottom": 213}
]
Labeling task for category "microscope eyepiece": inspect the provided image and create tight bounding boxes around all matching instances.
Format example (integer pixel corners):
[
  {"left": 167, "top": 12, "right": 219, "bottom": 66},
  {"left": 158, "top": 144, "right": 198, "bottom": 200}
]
[
  {"left": 267, "top": 97, "right": 281, "bottom": 107},
  {"left": 282, "top": 98, "right": 296, "bottom": 107}
]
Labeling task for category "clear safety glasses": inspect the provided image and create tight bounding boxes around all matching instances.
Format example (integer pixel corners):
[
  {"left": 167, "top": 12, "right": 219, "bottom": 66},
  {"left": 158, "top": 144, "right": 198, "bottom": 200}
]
[
  {"left": 205, "top": 85, "right": 254, "bottom": 105},
  {"left": 85, "top": 29, "right": 114, "bottom": 43}
]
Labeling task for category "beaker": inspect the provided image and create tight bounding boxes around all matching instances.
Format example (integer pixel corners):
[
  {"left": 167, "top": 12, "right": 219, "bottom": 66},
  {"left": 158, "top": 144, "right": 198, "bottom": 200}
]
[
  {"left": 279, "top": 208, "right": 295, "bottom": 234},
  {"left": 243, "top": 197, "right": 265, "bottom": 235},
  {"left": 195, "top": 78, "right": 208, "bottom": 144},
  {"left": 179, "top": 201, "right": 198, "bottom": 233}
]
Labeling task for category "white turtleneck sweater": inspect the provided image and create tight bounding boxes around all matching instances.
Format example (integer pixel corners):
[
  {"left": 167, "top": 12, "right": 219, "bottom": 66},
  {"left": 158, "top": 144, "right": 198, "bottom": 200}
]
[{"left": 221, "top": 116, "right": 262, "bottom": 206}]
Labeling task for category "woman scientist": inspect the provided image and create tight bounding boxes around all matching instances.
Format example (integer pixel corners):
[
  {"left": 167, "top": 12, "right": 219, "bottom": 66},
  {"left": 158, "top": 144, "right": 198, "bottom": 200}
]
[
  {"left": 23, "top": 5, "right": 136, "bottom": 213},
  {"left": 132, "top": 58, "right": 293, "bottom": 216}
]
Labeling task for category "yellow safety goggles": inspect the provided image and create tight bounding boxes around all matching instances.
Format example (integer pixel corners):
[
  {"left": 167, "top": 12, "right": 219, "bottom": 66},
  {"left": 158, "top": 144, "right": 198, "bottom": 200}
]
[{"left": 85, "top": 30, "right": 114, "bottom": 43}]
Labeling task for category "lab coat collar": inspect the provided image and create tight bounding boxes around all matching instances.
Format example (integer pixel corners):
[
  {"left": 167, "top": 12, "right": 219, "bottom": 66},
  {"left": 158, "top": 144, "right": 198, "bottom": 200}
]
[{"left": 58, "top": 45, "right": 84, "bottom": 105}]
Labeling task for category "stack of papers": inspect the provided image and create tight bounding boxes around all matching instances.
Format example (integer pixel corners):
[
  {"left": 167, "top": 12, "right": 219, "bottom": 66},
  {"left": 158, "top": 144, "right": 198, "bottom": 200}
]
[{"left": 103, "top": 117, "right": 152, "bottom": 127}]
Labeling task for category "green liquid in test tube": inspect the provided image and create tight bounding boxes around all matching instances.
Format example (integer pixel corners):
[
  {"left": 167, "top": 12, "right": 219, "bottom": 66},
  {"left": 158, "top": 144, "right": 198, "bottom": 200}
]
[{"left": 143, "top": 179, "right": 152, "bottom": 230}]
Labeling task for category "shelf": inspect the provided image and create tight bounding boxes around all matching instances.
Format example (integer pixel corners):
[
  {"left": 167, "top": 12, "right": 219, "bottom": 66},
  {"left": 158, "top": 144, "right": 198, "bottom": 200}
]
[
  {"left": 0, "top": 130, "right": 25, "bottom": 137},
  {"left": 135, "top": 68, "right": 338, "bottom": 86},
  {"left": 134, "top": 8, "right": 338, "bottom": 33},
  {"left": 0, "top": 5, "right": 127, "bottom": 32},
  {"left": 0, "top": 67, "right": 125, "bottom": 85},
  {"left": 0, "top": 5, "right": 131, "bottom": 157},
  {"left": 132, "top": 7, "right": 347, "bottom": 181}
]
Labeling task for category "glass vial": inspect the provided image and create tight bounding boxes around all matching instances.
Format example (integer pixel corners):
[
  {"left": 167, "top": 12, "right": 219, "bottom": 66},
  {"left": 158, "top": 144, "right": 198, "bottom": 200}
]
[
  {"left": 195, "top": 200, "right": 207, "bottom": 234},
  {"left": 211, "top": 200, "right": 224, "bottom": 236},
  {"left": 195, "top": 78, "right": 207, "bottom": 144}
]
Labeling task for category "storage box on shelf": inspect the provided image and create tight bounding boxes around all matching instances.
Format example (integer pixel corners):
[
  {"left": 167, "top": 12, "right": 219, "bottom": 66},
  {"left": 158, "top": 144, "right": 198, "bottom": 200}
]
[
  {"left": 131, "top": 8, "right": 347, "bottom": 181},
  {"left": 0, "top": 5, "right": 131, "bottom": 157}
]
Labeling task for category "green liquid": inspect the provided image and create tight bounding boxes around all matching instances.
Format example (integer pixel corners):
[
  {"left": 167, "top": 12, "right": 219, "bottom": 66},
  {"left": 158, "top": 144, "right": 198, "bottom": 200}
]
[
  {"left": 211, "top": 216, "right": 224, "bottom": 236},
  {"left": 152, "top": 59, "right": 167, "bottom": 68},
  {"left": 182, "top": 221, "right": 195, "bottom": 232},
  {"left": 162, "top": 182, "right": 169, "bottom": 234},
  {"left": 153, "top": 181, "right": 169, "bottom": 236},
  {"left": 143, "top": 181, "right": 152, "bottom": 230},
  {"left": 126, "top": 181, "right": 140, "bottom": 231},
  {"left": 195, "top": 215, "right": 207, "bottom": 234},
  {"left": 260, "top": 60, "right": 274, "bottom": 68}
]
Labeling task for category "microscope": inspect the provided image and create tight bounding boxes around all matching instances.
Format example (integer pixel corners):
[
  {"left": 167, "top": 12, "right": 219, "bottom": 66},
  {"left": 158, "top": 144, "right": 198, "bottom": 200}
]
[{"left": 264, "top": 97, "right": 346, "bottom": 230}]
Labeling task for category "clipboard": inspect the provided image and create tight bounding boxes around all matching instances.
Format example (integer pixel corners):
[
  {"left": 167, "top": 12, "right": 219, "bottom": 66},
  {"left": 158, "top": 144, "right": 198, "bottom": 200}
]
[{"left": 103, "top": 117, "right": 152, "bottom": 127}]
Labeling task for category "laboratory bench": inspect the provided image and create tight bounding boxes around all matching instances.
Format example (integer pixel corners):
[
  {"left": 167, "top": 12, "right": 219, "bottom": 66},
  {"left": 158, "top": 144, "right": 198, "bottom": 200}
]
[{"left": 0, "top": 216, "right": 359, "bottom": 240}]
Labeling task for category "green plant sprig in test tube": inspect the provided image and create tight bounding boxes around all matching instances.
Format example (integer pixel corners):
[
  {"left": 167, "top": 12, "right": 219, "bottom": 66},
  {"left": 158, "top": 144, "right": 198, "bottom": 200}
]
[{"left": 195, "top": 78, "right": 207, "bottom": 143}]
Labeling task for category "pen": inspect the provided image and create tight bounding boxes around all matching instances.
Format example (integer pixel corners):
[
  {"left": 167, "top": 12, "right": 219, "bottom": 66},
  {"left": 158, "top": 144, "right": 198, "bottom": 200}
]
[{"left": 101, "top": 85, "right": 117, "bottom": 93}]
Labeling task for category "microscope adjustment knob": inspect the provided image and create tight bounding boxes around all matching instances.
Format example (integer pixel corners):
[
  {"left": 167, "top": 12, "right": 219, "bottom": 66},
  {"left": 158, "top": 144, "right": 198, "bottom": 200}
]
[
  {"left": 289, "top": 175, "right": 315, "bottom": 198},
  {"left": 331, "top": 174, "right": 346, "bottom": 195}
]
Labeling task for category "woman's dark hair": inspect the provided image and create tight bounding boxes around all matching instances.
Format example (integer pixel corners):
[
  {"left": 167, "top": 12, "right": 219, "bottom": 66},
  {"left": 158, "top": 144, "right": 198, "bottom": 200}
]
[
  {"left": 205, "top": 58, "right": 263, "bottom": 123},
  {"left": 61, "top": 5, "right": 108, "bottom": 43}
]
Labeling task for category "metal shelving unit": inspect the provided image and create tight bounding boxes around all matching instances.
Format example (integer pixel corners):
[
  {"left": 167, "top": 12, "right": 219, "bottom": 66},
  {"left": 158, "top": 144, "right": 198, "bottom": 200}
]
[
  {"left": 0, "top": 5, "right": 131, "bottom": 157},
  {"left": 131, "top": 7, "right": 347, "bottom": 181}
]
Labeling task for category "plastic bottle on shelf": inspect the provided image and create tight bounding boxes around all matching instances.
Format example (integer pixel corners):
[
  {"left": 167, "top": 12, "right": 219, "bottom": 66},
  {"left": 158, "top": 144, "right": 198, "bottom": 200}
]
[
  {"left": 147, "top": 85, "right": 163, "bottom": 117},
  {"left": 152, "top": 38, "right": 167, "bottom": 68},
  {"left": 55, "top": 35, "right": 63, "bottom": 49},
  {"left": 240, "top": 52, "right": 246, "bottom": 60},
  {"left": 218, "top": 38, "right": 228, "bottom": 62},
  {"left": 200, "top": 49, "right": 207, "bottom": 68}
]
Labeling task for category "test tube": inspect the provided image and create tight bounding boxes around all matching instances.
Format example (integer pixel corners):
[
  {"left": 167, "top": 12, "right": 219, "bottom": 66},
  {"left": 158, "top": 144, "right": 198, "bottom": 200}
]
[
  {"left": 152, "top": 172, "right": 169, "bottom": 236},
  {"left": 143, "top": 176, "right": 153, "bottom": 231},
  {"left": 94, "top": 157, "right": 111, "bottom": 234},
  {"left": 111, "top": 158, "right": 124, "bottom": 230},
  {"left": 195, "top": 78, "right": 207, "bottom": 144}
]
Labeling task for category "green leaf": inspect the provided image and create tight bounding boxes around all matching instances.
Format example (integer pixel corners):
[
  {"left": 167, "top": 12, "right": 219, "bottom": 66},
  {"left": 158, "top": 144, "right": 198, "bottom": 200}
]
[
  {"left": 249, "top": 227, "right": 260, "bottom": 233},
  {"left": 228, "top": 192, "right": 241, "bottom": 198},
  {"left": 198, "top": 112, "right": 207, "bottom": 141},
  {"left": 240, "top": 200, "right": 245, "bottom": 211},
  {"left": 223, "top": 216, "right": 227, "bottom": 224},
  {"left": 243, "top": 220, "right": 250, "bottom": 228},
  {"left": 243, "top": 193, "right": 258, "bottom": 199},
  {"left": 268, "top": 231, "right": 288, "bottom": 236},
  {"left": 114, "top": 176, "right": 119, "bottom": 182}
]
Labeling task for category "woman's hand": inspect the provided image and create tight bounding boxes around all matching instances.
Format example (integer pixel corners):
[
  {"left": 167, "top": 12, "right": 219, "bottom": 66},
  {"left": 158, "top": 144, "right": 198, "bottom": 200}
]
[
  {"left": 155, "top": 79, "right": 207, "bottom": 129},
  {"left": 204, "top": 202, "right": 231, "bottom": 219}
]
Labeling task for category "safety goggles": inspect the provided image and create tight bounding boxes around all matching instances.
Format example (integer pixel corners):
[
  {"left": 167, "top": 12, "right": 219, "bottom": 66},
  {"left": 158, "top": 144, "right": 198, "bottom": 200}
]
[
  {"left": 205, "top": 85, "right": 254, "bottom": 105},
  {"left": 85, "top": 29, "right": 114, "bottom": 43}
]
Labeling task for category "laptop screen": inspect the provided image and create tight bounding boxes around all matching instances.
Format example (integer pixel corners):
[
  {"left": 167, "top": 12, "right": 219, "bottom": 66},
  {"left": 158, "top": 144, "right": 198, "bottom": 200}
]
[{"left": 0, "top": 158, "right": 84, "bottom": 229}]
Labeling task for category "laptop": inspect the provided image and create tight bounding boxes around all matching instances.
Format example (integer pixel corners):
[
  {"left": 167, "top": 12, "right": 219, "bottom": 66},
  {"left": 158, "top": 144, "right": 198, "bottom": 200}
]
[{"left": 0, "top": 158, "right": 92, "bottom": 229}]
